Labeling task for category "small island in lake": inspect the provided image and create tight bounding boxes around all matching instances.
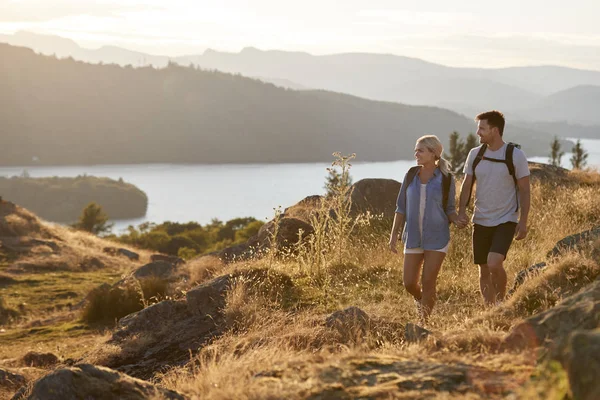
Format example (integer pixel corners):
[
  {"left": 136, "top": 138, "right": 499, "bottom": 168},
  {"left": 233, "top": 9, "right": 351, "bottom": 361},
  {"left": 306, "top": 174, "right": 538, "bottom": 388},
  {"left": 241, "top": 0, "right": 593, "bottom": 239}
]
[{"left": 0, "top": 175, "right": 148, "bottom": 223}]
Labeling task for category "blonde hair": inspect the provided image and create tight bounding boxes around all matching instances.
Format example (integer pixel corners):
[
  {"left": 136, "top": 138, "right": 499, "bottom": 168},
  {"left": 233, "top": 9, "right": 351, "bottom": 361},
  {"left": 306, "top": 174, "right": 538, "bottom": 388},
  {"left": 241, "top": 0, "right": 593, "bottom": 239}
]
[{"left": 416, "top": 135, "right": 452, "bottom": 175}]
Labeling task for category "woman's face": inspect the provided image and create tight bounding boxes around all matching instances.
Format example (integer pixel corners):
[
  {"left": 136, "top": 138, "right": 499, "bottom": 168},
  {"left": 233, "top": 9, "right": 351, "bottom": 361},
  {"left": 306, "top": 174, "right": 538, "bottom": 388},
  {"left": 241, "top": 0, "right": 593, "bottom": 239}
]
[{"left": 414, "top": 142, "right": 436, "bottom": 166}]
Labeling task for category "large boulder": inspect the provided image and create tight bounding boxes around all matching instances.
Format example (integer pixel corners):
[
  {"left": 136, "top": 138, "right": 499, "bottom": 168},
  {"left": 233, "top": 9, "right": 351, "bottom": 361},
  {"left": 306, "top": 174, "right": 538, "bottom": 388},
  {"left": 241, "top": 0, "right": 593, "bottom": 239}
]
[
  {"left": 565, "top": 329, "right": 600, "bottom": 400},
  {"left": 132, "top": 261, "right": 175, "bottom": 280},
  {"left": 256, "top": 217, "right": 314, "bottom": 251},
  {"left": 11, "top": 364, "right": 185, "bottom": 400},
  {"left": 350, "top": 178, "right": 401, "bottom": 218},
  {"left": 508, "top": 262, "right": 547, "bottom": 296},
  {"left": 150, "top": 254, "right": 185, "bottom": 266},
  {"left": 504, "top": 278, "right": 600, "bottom": 355},
  {"left": 104, "top": 268, "right": 294, "bottom": 380}
]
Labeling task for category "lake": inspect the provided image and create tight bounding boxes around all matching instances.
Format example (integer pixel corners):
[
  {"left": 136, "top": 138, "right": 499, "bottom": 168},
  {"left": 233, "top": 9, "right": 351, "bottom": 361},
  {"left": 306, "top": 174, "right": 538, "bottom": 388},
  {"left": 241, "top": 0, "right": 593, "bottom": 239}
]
[{"left": 1, "top": 138, "right": 599, "bottom": 233}]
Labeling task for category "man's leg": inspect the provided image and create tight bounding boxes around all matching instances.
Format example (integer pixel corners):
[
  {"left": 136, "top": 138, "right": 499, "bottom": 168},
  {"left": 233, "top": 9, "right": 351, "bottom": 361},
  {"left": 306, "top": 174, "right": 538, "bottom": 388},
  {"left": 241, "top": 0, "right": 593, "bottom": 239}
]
[
  {"left": 473, "top": 224, "right": 495, "bottom": 305},
  {"left": 487, "top": 222, "right": 517, "bottom": 304},
  {"left": 478, "top": 264, "right": 495, "bottom": 305},
  {"left": 487, "top": 252, "right": 507, "bottom": 303}
]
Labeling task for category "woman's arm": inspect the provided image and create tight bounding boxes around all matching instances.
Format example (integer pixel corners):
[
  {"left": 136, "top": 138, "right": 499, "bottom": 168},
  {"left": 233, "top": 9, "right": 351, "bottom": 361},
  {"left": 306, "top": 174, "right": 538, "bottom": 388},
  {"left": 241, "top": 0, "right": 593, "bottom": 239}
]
[{"left": 389, "top": 212, "right": 406, "bottom": 253}]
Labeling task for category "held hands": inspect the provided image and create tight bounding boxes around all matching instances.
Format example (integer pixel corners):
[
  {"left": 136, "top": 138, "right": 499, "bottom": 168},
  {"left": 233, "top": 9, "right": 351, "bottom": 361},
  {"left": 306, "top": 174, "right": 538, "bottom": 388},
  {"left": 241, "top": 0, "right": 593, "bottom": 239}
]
[
  {"left": 452, "top": 212, "right": 469, "bottom": 229},
  {"left": 515, "top": 220, "right": 528, "bottom": 240}
]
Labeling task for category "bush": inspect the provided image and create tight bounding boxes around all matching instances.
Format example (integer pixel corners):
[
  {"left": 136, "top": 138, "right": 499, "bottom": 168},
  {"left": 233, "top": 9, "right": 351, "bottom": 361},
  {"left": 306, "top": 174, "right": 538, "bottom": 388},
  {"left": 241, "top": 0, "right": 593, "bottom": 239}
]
[{"left": 82, "top": 283, "right": 144, "bottom": 325}]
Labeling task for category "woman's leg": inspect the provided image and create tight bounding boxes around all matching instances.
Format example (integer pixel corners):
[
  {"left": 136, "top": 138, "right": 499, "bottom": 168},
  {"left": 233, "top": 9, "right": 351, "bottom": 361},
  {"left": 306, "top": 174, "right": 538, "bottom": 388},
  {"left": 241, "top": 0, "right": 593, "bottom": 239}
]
[
  {"left": 421, "top": 250, "right": 446, "bottom": 320},
  {"left": 403, "top": 253, "right": 424, "bottom": 300}
]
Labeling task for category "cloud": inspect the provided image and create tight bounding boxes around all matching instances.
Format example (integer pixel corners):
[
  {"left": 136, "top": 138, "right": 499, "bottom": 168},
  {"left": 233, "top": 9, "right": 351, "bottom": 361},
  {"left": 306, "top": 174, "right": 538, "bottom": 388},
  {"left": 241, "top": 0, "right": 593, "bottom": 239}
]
[{"left": 0, "top": 0, "right": 165, "bottom": 23}]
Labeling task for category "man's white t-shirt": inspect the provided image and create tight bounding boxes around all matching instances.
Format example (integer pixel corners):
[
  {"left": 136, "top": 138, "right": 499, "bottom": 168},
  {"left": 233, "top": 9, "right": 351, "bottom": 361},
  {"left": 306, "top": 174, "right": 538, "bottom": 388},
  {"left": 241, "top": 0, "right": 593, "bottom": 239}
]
[{"left": 464, "top": 143, "right": 530, "bottom": 227}]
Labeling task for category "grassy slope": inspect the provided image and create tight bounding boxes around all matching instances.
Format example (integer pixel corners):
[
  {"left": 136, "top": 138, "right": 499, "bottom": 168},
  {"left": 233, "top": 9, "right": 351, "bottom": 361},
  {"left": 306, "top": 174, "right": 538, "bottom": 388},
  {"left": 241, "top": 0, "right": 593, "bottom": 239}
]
[{"left": 0, "top": 167, "right": 599, "bottom": 399}]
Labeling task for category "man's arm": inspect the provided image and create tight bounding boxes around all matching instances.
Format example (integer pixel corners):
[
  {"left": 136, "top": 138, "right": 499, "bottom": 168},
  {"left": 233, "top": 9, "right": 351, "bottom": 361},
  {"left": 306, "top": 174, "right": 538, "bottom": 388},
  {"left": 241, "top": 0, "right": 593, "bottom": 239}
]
[
  {"left": 515, "top": 176, "right": 530, "bottom": 240},
  {"left": 457, "top": 174, "right": 473, "bottom": 226}
]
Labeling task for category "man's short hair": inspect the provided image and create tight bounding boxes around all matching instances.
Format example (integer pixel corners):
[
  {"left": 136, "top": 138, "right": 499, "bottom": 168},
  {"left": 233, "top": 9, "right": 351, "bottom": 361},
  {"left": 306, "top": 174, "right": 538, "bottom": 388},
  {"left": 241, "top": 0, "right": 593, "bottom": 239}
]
[{"left": 476, "top": 110, "right": 505, "bottom": 136}]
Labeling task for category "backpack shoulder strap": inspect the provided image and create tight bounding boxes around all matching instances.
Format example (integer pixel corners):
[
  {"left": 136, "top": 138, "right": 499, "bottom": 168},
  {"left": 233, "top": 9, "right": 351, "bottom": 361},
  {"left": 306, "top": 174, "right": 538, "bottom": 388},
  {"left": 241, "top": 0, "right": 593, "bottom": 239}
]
[
  {"left": 466, "top": 145, "right": 486, "bottom": 208},
  {"left": 506, "top": 143, "right": 520, "bottom": 212},
  {"left": 442, "top": 172, "right": 451, "bottom": 212},
  {"left": 472, "top": 144, "right": 487, "bottom": 175},
  {"left": 506, "top": 143, "right": 517, "bottom": 183},
  {"left": 402, "top": 166, "right": 420, "bottom": 209}
]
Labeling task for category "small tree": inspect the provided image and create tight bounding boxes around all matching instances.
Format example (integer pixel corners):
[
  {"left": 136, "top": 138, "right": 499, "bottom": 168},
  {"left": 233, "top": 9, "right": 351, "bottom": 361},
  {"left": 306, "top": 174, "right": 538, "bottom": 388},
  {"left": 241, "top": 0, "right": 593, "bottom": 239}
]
[
  {"left": 465, "top": 133, "right": 478, "bottom": 152},
  {"left": 443, "top": 131, "right": 478, "bottom": 174},
  {"left": 549, "top": 136, "right": 564, "bottom": 167},
  {"left": 73, "top": 202, "right": 113, "bottom": 235},
  {"left": 324, "top": 165, "right": 353, "bottom": 197},
  {"left": 444, "top": 131, "right": 465, "bottom": 173},
  {"left": 570, "top": 139, "right": 589, "bottom": 170}
]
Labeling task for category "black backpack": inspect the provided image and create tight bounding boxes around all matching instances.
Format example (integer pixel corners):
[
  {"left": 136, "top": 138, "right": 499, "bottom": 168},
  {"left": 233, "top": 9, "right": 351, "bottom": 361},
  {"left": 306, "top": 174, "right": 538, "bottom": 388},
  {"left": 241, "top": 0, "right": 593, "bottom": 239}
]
[
  {"left": 403, "top": 166, "right": 452, "bottom": 212},
  {"left": 466, "top": 142, "right": 520, "bottom": 212}
]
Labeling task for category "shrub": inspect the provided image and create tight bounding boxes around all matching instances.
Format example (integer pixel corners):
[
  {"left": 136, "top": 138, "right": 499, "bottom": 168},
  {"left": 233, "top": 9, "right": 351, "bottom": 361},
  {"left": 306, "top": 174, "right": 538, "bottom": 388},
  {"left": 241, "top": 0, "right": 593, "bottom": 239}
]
[{"left": 82, "top": 283, "right": 144, "bottom": 325}]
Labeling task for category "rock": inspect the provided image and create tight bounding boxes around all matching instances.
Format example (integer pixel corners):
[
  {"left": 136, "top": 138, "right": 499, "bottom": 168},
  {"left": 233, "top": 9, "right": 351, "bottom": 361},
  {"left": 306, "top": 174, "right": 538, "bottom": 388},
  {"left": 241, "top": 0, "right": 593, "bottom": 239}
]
[
  {"left": 565, "top": 329, "right": 600, "bottom": 400},
  {"left": 528, "top": 162, "right": 570, "bottom": 184},
  {"left": 283, "top": 195, "right": 323, "bottom": 223},
  {"left": 325, "top": 306, "right": 371, "bottom": 343},
  {"left": 103, "top": 269, "right": 294, "bottom": 380},
  {"left": 150, "top": 254, "right": 184, "bottom": 265},
  {"left": 508, "top": 262, "right": 547, "bottom": 296},
  {"left": 404, "top": 323, "right": 432, "bottom": 343},
  {"left": 118, "top": 248, "right": 139, "bottom": 261},
  {"left": 504, "top": 279, "right": 600, "bottom": 355},
  {"left": 78, "top": 256, "right": 105, "bottom": 270},
  {"left": 114, "top": 300, "right": 188, "bottom": 340},
  {"left": 350, "top": 178, "right": 401, "bottom": 218},
  {"left": 256, "top": 217, "right": 314, "bottom": 251},
  {"left": 211, "top": 242, "right": 255, "bottom": 263},
  {"left": 103, "top": 247, "right": 140, "bottom": 261},
  {"left": 11, "top": 364, "right": 185, "bottom": 400},
  {"left": 22, "top": 351, "right": 59, "bottom": 367},
  {"left": 133, "top": 261, "right": 175, "bottom": 280},
  {"left": 547, "top": 226, "right": 600, "bottom": 258},
  {"left": 186, "top": 275, "right": 233, "bottom": 317},
  {"left": 29, "top": 239, "right": 60, "bottom": 252},
  {"left": 0, "top": 368, "right": 25, "bottom": 389}
]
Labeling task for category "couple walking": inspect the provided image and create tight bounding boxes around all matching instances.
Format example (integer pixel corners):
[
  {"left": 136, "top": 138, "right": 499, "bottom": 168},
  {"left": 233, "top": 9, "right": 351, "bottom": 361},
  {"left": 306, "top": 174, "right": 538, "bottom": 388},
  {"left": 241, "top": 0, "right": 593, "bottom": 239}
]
[{"left": 388, "top": 110, "right": 531, "bottom": 322}]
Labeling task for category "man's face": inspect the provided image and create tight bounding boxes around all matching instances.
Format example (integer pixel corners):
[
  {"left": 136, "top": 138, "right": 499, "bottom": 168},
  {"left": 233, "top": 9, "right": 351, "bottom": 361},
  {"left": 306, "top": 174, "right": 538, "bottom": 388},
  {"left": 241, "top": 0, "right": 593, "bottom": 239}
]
[{"left": 476, "top": 120, "right": 497, "bottom": 144}]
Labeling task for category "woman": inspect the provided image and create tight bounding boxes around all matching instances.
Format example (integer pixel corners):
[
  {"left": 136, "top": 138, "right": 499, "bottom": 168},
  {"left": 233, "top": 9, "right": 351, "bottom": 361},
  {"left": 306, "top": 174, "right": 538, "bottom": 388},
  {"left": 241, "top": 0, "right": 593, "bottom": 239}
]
[{"left": 389, "top": 135, "right": 462, "bottom": 322}]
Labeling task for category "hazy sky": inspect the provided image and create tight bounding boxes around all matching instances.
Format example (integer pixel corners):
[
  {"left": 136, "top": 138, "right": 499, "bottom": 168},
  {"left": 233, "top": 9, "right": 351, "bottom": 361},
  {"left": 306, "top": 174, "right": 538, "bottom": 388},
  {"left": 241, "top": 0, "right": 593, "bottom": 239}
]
[{"left": 2, "top": 0, "right": 600, "bottom": 69}]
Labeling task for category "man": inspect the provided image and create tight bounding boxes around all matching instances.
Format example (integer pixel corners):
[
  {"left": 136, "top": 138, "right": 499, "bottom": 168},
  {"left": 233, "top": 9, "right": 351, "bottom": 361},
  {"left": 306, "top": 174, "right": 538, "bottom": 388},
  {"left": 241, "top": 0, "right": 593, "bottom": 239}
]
[{"left": 457, "top": 110, "right": 530, "bottom": 305}]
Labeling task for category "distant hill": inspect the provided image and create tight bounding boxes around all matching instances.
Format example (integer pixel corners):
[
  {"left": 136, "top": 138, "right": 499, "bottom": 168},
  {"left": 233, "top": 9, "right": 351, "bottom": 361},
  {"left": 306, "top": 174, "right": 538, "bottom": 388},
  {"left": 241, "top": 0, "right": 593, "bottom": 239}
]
[
  {"left": 0, "top": 176, "right": 148, "bottom": 223},
  {"left": 3, "top": 32, "right": 600, "bottom": 127},
  {"left": 0, "top": 43, "right": 555, "bottom": 166},
  {"left": 518, "top": 85, "right": 600, "bottom": 125}
]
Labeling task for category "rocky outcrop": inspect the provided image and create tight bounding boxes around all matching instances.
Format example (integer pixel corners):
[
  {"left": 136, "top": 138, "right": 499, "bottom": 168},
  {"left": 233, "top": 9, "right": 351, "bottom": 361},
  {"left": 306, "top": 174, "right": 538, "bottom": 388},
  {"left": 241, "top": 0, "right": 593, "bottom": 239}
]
[
  {"left": 254, "top": 355, "right": 514, "bottom": 398},
  {"left": 150, "top": 254, "right": 184, "bottom": 265},
  {"left": 547, "top": 226, "right": 600, "bottom": 258},
  {"left": 350, "top": 178, "right": 401, "bottom": 219},
  {"left": 508, "top": 262, "right": 547, "bottom": 295},
  {"left": 504, "top": 278, "right": 600, "bottom": 356},
  {"left": 132, "top": 261, "right": 176, "bottom": 280},
  {"left": 11, "top": 364, "right": 185, "bottom": 400},
  {"left": 325, "top": 306, "right": 371, "bottom": 344},
  {"left": 102, "top": 268, "right": 295, "bottom": 380},
  {"left": 565, "top": 329, "right": 600, "bottom": 400}
]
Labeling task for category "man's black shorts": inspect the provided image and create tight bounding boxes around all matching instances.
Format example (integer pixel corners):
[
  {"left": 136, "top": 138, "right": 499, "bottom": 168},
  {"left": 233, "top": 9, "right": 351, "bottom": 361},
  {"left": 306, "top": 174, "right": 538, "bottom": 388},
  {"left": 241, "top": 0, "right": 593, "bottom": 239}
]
[{"left": 473, "top": 222, "right": 517, "bottom": 265}]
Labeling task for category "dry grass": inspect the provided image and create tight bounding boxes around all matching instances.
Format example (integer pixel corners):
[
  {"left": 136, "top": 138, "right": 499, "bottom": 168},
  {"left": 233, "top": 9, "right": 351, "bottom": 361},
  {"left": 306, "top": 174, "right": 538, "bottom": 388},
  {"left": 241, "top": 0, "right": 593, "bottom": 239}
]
[{"left": 2, "top": 167, "right": 600, "bottom": 399}]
